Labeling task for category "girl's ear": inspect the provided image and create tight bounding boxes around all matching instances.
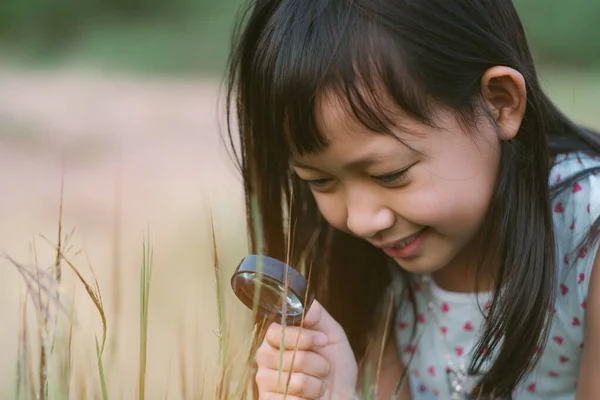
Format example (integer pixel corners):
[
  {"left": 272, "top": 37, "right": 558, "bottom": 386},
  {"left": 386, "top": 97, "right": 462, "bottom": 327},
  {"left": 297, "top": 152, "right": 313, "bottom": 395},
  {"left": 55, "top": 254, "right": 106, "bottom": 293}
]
[{"left": 480, "top": 66, "right": 527, "bottom": 141}]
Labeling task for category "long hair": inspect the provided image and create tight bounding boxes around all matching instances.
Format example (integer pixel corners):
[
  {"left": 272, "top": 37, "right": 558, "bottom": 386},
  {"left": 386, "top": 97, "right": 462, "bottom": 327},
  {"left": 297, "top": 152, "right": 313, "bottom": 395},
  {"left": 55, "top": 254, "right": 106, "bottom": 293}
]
[{"left": 225, "top": 0, "right": 600, "bottom": 396}]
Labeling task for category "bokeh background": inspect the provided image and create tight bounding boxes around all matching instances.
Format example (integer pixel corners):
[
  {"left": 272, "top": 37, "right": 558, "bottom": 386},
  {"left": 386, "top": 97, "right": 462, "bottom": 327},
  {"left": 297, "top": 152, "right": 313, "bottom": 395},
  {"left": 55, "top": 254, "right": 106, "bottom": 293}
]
[{"left": 0, "top": 1, "right": 599, "bottom": 399}]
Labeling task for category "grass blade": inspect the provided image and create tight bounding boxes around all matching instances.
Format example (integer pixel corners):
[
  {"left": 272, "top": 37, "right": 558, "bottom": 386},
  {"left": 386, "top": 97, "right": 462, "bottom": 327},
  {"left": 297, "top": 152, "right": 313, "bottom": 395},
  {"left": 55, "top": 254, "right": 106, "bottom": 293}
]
[
  {"left": 208, "top": 209, "right": 225, "bottom": 370},
  {"left": 249, "top": 195, "right": 265, "bottom": 320},
  {"left": 233, "top": 322, "right": 260, "bottom": 400},
  {"left": 177, "top": 321, "right": 188, "bottom": 400},
  {"left": 39, "top": 238, "right": 107, "bottom": 355},
  {"left": 138, "top": 232, "right": 153, "bottom": 400},
  {"left": 282, "top": 260, "right": 314, "bottom": 400},
  {"left": 209, "top": 207, "right": 228, "bottom": 399},
  {"left": 54, "top": 163, "right": 64, "bottom": 283},
  {"left": 374, "top": 290, "right": 395, "bottom": 399},
  {"left": 14, "top": 289, "right": 27, "bottom": 400},
  {"left": 95, "top": 336, "right": 108, "bottom": 400}
]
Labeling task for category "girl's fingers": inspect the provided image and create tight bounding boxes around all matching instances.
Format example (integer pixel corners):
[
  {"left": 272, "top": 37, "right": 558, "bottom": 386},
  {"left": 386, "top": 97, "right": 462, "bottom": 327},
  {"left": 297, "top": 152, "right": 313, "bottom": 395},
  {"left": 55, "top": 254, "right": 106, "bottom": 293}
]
[
  {"left": 255, "top": 368, "right": 327, "bottom": 399},
  {"left": 264, "top": 323, "right": 328, "bottom": 351},
  {"left": 255, "top": 346, "right": 330, "bottom": 378},
  {"left": 259, "top": 395, "right": 307, "bottom": 400}
]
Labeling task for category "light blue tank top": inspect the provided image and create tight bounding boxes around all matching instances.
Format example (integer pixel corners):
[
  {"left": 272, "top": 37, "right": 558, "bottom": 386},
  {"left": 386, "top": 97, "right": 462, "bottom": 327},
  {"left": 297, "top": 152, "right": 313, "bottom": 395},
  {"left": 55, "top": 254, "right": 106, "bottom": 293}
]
[{"left": 393, "top": 152, "right": 600, "bottom": 399}]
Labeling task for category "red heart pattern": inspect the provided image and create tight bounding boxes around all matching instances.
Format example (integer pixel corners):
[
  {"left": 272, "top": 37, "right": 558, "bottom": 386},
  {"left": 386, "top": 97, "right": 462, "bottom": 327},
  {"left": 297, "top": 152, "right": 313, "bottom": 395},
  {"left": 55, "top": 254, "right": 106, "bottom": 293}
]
[{"left": 392, "top": 159, "right": 597, "bottom": 398}]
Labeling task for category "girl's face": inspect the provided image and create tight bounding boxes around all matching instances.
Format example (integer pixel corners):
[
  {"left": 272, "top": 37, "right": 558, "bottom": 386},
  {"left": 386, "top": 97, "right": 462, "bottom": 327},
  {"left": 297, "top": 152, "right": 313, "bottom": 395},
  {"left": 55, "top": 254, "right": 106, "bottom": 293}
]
[{"left": 291, "top": 96, "right": 502, "bottom": 275}]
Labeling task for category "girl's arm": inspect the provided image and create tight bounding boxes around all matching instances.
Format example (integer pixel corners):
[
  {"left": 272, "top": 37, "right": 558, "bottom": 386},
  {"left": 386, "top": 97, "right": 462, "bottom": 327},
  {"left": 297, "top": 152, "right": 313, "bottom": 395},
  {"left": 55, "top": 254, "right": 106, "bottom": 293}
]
[
  {"left": 577, "top": 245, "right": 600, "bottom": 399},
  {"left": 372, "top": 337, "right": 413, "bottom": 400}
]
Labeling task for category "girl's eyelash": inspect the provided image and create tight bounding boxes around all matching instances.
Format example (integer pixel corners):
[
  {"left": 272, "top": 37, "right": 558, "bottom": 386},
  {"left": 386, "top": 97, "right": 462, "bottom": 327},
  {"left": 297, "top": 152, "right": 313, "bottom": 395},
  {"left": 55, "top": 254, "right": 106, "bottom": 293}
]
[
  {"left": 306, "top": 178, "right": 331, "bottom": 187},
  {"left": 373, "top": 165, "right": 413, "bottom": 184},
  {"left": 298, "top": 163, "right": 415, "bottom": 187}
]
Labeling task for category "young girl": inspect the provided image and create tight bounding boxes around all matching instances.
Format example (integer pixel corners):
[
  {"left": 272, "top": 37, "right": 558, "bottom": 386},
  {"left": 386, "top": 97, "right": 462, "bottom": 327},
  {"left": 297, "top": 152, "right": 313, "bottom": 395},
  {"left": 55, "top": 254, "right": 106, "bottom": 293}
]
[{"left": 225, "top": 0, "right": 600, "bottom": 398}]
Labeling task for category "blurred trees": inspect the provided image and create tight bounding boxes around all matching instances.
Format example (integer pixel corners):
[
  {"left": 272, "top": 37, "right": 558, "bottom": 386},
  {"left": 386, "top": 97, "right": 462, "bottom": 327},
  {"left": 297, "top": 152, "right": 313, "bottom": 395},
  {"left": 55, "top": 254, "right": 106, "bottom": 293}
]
[
  {"left": 515, "top": 0, "right": 600, "bottom": 67},
  {"left": 0, "top": 0, "right": 598, "bottom": 72},
  {"left": 0, "top": 0, "right": 231, "bottom": 48}
]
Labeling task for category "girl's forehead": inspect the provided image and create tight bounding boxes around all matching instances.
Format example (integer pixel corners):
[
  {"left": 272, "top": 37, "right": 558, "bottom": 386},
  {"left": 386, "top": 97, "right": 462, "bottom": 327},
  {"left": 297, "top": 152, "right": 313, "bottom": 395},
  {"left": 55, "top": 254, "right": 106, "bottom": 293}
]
[
  {"left": 293, "top": 114, "right": 418, "bottom": 168},
  {"left": 314, "top": 90, "right": 434, "bottom": 144}
]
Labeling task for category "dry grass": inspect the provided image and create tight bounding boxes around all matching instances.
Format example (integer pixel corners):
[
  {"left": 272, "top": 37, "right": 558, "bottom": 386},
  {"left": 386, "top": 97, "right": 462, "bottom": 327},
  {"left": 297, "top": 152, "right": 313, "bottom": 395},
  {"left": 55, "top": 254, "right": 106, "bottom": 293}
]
[
  {"left": 5, "top": 177, "right": 259, "bottom": 400},
  {"left": 0, "top": 67, "right": 254, "bottom": 399}
]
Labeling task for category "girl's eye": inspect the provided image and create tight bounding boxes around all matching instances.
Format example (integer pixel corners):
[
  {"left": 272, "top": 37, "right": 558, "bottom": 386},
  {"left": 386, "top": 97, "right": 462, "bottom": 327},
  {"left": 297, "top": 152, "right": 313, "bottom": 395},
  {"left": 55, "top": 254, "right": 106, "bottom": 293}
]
[
  {"left": 373, "top": 167, "right": 411, "bottom": 185},
  {"left": 306, "top": 178, "right": 332, "bottom": 188}
]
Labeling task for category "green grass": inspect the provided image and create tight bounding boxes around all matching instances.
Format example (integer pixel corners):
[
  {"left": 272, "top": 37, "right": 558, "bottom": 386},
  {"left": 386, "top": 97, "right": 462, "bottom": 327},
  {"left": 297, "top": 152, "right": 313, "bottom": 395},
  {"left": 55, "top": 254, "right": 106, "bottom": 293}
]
[{"left": 138, "top": 233, "right": 153, "bottom": 400}]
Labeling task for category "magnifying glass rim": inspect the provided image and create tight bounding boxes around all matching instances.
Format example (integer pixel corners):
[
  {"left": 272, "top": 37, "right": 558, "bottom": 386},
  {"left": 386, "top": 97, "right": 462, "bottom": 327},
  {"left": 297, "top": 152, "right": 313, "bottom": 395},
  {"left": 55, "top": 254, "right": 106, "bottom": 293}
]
[{"left": 230, "top": 255, "right": 313, "bottom": 325}]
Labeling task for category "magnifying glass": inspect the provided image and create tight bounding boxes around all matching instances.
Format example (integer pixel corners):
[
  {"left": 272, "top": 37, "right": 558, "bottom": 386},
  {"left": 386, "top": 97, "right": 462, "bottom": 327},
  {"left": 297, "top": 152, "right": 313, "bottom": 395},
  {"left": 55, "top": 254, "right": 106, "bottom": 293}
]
[{"left": 231, "top": 255, "right": 313, "bottom": 325}]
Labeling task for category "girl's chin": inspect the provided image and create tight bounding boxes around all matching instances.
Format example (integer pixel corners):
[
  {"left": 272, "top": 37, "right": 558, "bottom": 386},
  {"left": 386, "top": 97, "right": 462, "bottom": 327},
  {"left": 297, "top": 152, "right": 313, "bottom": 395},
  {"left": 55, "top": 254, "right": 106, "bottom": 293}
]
[{"left": 388, "top": 252, "right": 450, "bottom": 276}]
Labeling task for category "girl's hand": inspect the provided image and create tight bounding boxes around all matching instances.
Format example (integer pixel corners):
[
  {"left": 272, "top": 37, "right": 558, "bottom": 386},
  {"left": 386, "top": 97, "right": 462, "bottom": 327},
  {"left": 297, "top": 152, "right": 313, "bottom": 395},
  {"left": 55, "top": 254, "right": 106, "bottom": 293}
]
[{"left": 255, "top": 300, "right": 358, "bottom": 399}]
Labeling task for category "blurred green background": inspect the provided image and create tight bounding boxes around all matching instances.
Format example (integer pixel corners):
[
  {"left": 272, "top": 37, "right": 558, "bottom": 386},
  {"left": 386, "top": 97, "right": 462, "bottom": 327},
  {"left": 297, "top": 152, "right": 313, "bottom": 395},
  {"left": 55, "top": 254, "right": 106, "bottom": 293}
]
[{"left": 1, "top": 0, "right": 599, "bottom": 76}]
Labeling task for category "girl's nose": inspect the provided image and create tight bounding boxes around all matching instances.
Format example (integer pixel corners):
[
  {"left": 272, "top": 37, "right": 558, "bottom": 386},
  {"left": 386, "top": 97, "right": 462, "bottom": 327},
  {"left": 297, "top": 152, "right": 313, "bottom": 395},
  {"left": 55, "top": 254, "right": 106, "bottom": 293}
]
[{"left": 346, "top": 205, "right": 395, "bottom": 239}]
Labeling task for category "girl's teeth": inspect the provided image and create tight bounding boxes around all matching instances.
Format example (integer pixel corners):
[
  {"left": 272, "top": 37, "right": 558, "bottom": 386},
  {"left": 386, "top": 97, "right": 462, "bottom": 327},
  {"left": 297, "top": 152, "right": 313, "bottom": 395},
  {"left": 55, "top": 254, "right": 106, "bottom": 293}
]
[{"left": 395, "top": 234, "right": 417, "bottom": 248}]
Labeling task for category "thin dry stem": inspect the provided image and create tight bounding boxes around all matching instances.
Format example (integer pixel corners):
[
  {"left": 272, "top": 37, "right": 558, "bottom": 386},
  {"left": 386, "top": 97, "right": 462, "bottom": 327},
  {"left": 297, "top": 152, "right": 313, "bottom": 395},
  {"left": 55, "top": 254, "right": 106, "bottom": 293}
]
[
  {"left": 209, "top": 207, "right": 230, "bottom": 400},
  {"left": 54, "top": 161, "right": 64, "bottom": 283},
  {"left": 249, "top": 195, "right": 265, "bottom": 320},
  {"left": 15, "top": 289, "right": 26, "bottom": 400},
  {"left": 234, "top": 322, "right": 260, "bottom": 400},
  {"left": 277, "top": 206, "right": 296, "bottom": 392},
  {"left": 374, "top": 290, "right": 396, "bottom": 398},
  {"left": 138, "top": 234, "right": 153, "bottom": 400},
  {"left": 34, "top": 233, "right": 48, "bottom": 400},
  {"left": 21, "top": 297, "right": 37, "bottom": 400},
  {"left": 43, "top": 245, "right": 107, "bottom": 355},
  {"left": 282, "top": 260, "right": 314, "bottom": 399},
  {"left": 177, "top": 321, "right": 188, "bottom": 400},
  {"left": 193, "top": 322, "right": 202, "bottom": 400}
]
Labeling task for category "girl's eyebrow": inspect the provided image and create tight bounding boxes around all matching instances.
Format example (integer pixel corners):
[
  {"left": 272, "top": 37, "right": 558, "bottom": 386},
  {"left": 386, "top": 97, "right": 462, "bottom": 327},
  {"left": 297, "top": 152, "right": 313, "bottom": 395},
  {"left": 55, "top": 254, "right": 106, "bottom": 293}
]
[
  {"left": 291, "top": 154, "right": 397, "bottom": 171},
  {"left": 290, "top": 161, "right": 321, "bottom": 170}
]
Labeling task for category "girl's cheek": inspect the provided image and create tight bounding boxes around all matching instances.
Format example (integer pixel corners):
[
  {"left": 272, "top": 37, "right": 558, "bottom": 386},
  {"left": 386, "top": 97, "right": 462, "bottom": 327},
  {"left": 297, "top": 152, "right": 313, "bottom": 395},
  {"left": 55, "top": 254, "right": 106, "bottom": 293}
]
[{"left": 313, "top": 195, "right": 348, "bottom": 230}]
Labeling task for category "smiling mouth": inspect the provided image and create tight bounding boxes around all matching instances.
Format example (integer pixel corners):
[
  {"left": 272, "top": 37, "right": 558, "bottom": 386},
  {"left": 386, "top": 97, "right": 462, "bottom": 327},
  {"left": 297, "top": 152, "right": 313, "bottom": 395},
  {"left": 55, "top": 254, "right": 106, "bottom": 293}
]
[
  {"left": 388, "top": 232, "right": 421, "bottom": 249},
  {"left": 375, "top": 227, "right": 430, "bottom": 259},
  {"left": 380, "top": 229, "right": 424, "bottom": 250}
]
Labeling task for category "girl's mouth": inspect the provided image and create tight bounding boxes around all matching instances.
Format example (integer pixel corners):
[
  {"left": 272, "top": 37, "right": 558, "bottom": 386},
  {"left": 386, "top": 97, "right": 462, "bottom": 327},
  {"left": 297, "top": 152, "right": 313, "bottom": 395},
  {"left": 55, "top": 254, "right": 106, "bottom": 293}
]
[{"left": 382, "top": 228, "right": 429, "bottom": 258}]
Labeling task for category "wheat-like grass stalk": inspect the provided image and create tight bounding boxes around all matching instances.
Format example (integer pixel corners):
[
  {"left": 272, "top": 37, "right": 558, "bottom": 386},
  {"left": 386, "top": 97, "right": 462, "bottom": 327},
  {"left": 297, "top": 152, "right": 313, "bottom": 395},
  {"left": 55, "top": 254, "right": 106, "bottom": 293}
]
[
  {"left": 40, "top": 241, "right": 107, "bottom": 356},
  {"left": 374, "top": 289, "right": 396, "bottom": 399},
  {"left": 277, "top": 194, "right": 296, "bottom": 396},
  {"left": 249, "top": 195, "right": 266, "bottom": 321},
  {"left": 15, "top": 289, "right": 26, "bottom": 400},
  {"left": 209, "top": 208, "right": 231, "bottom": 400},
  {"left": 138, "top": 231, "right": 154, "bottom": 400},
  {"left": 282, "top": 259, "right": 314, "bottom": 400},
  {"left": 232, "top": 321, "right": 260, "bottom": 399},
  {"left": 177, "top": 321, "right": 189, "bottom": 400},
  {"left": 96, "top": 336, "right": 108, "bottom": 400},
  {"left": 209, "top": 209, "right": 226, "bottom": 372}
]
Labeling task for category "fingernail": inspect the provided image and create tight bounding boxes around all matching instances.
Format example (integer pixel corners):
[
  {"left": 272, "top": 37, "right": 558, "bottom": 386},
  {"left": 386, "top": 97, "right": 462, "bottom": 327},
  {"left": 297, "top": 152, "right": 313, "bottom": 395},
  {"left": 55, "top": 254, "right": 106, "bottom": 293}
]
[{"left": 314, "top": 333, "right": 328, "bottom": 347}]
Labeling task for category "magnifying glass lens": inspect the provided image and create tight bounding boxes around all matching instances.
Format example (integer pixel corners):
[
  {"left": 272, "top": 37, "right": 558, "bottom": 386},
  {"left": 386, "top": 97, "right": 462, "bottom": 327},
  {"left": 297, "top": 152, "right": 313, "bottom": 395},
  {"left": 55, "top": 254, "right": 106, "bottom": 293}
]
[
  {"left": 237, "top": 272, "right": 304, "bottom": 316},
  {"left": 231, "top": 255, "right": 313, "bottom": 325}
]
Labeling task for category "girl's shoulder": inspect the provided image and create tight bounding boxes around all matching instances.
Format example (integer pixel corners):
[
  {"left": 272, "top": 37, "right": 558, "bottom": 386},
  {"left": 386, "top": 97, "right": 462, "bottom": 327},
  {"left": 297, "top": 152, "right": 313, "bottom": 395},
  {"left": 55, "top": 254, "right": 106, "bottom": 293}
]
[
  {"left": 550, "top": 151, "right": 600, "bottom": 267},
  {"left": 501, "top": 151, "right": 600, "bottom": 397},
  {"left": 549, "top": 150, "right": 600, "bottom": 323}
]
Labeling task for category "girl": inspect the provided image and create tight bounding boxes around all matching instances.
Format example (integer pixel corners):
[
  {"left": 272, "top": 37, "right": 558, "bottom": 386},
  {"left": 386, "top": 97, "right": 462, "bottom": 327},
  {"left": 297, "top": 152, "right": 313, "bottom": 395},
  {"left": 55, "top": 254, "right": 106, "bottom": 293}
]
[{"left": 225, "top": 0, "right": 600, "bottom": 398}]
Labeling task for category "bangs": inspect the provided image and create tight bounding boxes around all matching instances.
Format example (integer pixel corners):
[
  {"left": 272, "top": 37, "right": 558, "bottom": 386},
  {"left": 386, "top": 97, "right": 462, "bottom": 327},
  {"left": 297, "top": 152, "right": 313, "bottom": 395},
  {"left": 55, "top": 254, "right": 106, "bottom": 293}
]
[{"left": 250, "top": 0, "right": 436, "bottom": 156}]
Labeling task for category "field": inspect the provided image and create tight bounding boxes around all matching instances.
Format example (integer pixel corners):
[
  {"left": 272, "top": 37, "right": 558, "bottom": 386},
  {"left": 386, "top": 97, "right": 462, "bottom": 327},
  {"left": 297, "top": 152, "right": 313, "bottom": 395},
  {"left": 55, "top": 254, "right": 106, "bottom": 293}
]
[
  {"left": 0, "top": 64, "right": 599, "bottom": 399},
  {"left": 0, "top": 65, "right": 253, "bottom": 399}
]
